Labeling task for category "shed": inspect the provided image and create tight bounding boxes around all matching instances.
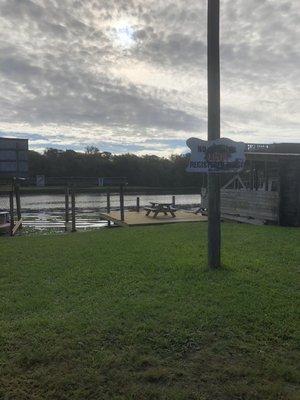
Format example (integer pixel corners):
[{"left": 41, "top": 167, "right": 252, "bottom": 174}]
[
  {"left": 245, "top": 151, "right": 300, "bottom": 227},
  {"left": 202, "top": 143, "right": 300, "bottom": 227}
]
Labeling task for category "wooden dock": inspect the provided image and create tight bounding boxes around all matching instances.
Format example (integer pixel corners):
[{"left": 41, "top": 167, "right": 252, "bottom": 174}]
[{"left": 99, "top": 210, "right": 207, "bottom": 227}]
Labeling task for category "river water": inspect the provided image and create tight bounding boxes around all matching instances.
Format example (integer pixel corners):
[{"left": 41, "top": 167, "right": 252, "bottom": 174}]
[
  {"left": 20, "top": 193, "right": 201, "bottom": 211},
  {"left": 0, "top": 193, "right": 202, "bottom": 232}
]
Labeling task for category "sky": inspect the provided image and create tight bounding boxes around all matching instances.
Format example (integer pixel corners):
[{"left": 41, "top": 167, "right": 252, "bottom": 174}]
[{"left": 0, "top": 0, "right": 299, "bottom": 156}]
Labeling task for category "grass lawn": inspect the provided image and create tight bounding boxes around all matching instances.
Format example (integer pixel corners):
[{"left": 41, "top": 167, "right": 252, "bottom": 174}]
[{"left": 0, "top": 223, "right": 299, "bottom": 400}]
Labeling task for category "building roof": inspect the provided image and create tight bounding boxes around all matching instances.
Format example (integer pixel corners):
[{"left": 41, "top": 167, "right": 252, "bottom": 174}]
[{"left": 246, "top": 152, "right": 300, "bottom": 162}]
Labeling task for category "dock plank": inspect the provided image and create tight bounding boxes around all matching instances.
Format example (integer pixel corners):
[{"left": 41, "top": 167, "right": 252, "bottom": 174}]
[{"left": 99, "top": 210, "right": 207, "bottom": 227}]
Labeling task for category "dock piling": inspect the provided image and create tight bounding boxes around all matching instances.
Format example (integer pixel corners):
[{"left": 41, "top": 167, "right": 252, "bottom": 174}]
[
  {"left": 15, "top": 183, "right": 22, "bottom": 223},
  {"left": 9, "top": 191, "right": 14, "bottom": 236},
  {"left": 65, "top": 187, "right": 70, "bottom": 231},
  {"left": 120, "top": 184, "right": 125, "bottom": 221},
  {"left": 106, "top": 189, "right": 111, "bottom": 227},
  {"left": 71, "top": 188, "right": 76, "bottom": 232}
]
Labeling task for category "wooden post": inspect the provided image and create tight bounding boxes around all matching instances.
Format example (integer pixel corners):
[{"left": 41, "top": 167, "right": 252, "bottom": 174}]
[
  {"left": 107, "top": 189, "right": 111, "bottom": 227},
  {"left": 9, "top": 191, "right": 14, "bottom": 236},
  {"left": 207, "top": 0, "right": 221, "bottom": 268},
  {"left": 120, "top": 184, "right": 125, "bottom": 222},
  {"left": 265, "top": 161, "right": 269, "bottom": 191},
  {"left": 65, "top": 187, "right": 69, "bottom": 231},
  {"left": 254, "top": 162, "right": 259, "bottom": 191},
  {"left": 136, "top": 196, "right": 140, "bottom": 212},
  {"left": 250, "top": 161, "right": 254, "bottom": 190},
  {"left": 278, "top": 160, "right": 285, "bottom": 226},
  {"left": 71, "top": 188, "right": 76, "bottom": 232},
  {"left": 15, "top": 183, "right": 22, "bottom": 222},
  {"left": 172, "top": 195, "right": 176, "bottom": 207},
  {"left": 106, "top": 189, "right": 111, "bottom": 213}
]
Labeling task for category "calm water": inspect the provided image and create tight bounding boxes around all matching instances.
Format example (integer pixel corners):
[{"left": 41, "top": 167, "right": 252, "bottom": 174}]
[
  {"left": 20, "top": 193, "right": 201, "bottom": 211},
  {"left": 0, "top": 193, "right": 201, "bottom": 232}
]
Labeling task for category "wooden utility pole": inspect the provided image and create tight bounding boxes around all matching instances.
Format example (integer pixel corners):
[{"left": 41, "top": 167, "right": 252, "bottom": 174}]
[{"left": 207, "top": 0, "right": 221, "bottom": 268}]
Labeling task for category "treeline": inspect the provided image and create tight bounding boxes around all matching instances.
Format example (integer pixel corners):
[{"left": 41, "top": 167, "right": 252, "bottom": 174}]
[{"left": 28, "top": 148, "right": 202, "bottom": 187}]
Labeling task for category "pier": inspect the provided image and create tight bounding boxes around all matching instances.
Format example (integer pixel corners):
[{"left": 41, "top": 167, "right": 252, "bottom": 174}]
[{"left": 99, "top": 210, "right": 207, "bottom": 227}]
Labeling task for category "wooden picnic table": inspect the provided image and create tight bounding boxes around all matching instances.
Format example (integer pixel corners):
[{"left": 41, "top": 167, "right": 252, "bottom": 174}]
[{"left": 145, "top": 202, "right": 177, "bottom": 218}]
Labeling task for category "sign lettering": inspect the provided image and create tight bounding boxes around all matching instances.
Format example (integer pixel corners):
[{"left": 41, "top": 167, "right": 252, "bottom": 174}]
[{"left": 186, "top": 137, "right": 246, "bottom": 173}]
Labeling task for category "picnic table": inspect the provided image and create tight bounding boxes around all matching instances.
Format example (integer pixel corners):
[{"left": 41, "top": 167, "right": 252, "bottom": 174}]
[{"left": 144, "top": 202, "right": 177, "bottom": 218}]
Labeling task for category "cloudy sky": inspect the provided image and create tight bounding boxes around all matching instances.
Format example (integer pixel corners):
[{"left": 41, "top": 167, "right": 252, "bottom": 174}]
[{"left": 0, "top": 0, "right": 299, "bottom": 156}]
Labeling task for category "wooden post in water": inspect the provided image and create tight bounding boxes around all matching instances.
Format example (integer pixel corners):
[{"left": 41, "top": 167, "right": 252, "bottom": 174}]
[
  {"left": 71, "top": 188, "right": 76, "bottom": 232},
  {"left": 106, "top": 189, "right": 111, "bottom": 227},
  {"left": 9, "top": 191, "right": 14, "bottom": 236},
  {"left": 207, "top": 0, "right": 221, "bottom": 268},
  {"left": 65, "top": 187, "right": 69, "bottom": 231},
  {"left": 15, "top": 183, "right": 22, "bottom": 223},
  {"left": 172, "top": 195, "right": 176, "bottom": 207},
  {"left": 136, "top": 196, "right": 140, "bottom": 212},
  {"left": 120, "top": 184, "right": 125, "bottom": 222}
]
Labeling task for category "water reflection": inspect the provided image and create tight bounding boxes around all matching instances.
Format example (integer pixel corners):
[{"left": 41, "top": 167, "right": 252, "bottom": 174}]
[{"left": 1, "top": 193, "right": 201, "bottom": 232}]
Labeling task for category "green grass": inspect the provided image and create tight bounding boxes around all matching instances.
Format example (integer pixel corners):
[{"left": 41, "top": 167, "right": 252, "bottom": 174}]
[{"left": 0, "top": 223, "right": 299, "bottom": 400}]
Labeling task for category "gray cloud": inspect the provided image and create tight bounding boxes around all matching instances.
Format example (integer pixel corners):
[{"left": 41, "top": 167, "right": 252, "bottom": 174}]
[{"left": 0, "top": 0, "right": 299, "bottom": 154}]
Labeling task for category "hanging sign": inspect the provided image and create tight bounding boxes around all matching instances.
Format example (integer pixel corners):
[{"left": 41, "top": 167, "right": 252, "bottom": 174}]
[{"left": 186, "top": 137, "right": 246, "bottom": 173}]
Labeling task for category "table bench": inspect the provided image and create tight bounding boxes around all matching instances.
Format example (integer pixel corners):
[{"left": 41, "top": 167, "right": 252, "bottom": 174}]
[{"left": 145, "top": 202, "right": 177, "bottom": 218}]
